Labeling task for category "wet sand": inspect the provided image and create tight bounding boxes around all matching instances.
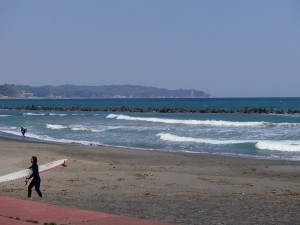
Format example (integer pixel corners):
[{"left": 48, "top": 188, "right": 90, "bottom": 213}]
[{"left": 1, "top": 138, "right": 300, "bottom": 225}]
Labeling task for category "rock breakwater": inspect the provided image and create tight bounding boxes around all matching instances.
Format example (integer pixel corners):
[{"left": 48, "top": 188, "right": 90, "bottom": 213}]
[{"left": 0, "top": 105, "right": 300, "bottom": 114}]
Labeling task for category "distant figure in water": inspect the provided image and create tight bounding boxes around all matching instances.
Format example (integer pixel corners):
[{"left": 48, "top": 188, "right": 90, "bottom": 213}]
[{"left": 21, "top": 127, "right": 27, "bottom": 137}]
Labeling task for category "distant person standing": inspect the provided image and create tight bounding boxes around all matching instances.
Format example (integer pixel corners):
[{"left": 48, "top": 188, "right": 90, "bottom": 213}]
[
  {"left": 25, "top": 156, "right": 42, "bottom": 199},
  {"left": 21, "top": 127, "right": 27, "bottom": 137}
]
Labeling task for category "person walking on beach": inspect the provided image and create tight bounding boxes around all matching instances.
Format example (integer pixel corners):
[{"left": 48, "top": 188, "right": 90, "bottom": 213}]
[
  {"left": 21, "top": 127, "right": 27, "bottom": 137},
  {"left": 25, "top": 156, "right": 42, "bottom": 199}
]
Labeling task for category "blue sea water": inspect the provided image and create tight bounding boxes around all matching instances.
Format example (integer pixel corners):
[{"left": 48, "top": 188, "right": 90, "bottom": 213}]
[{"left": 1, "top": 98, "right": 300, "bottom": 161}]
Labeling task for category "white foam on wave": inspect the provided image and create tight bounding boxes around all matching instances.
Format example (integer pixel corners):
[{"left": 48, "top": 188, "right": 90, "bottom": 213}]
[
  {"left": 0, "top": 127, "right": 53, "bottom": 143},
  {"left": 71, "top": 125, "right": 89, "bottom": 131},
  {"left": 48, "top": 137, "right": 102, "bottom": 146},
  {"left": 71, "top": 125, "right": 107, "bottom": 132},
  {"left": 0, "top": 115, "right": 11, "bottom": 117},
  {"left": 71, "top": 124, "right": 123, "bottom": 133},
  {"left": 106, "top": 114, "right": 118, "bottom": 119},
  {"left": 23, "top": 112, "right": 46, "bottom": 116},
  {"left": 256, "top": 141, "right": 300, "bottom": 152},
  {"left": 276, "top": 122, "right": 300, "bottom": 128},
  {"left": 0, "top": 126, "right": 19, "bottom": 136},
  {"left": 90, "top": 128, "right": 112, "bottom": 133},
  {"left": 157, "top": 133, "right": 255, "bottom": 145},
  {"left": 49, "top": 113, "right": 68, "bottom": 116},
  {"left": 0, "top": 127, "right": 102, "bottom": 146},
  {"left": 46, "top": 124, "right": 68, "bottom": 130},
  {"left": 0, "top": 126, "right": 17, "bottom": 130},
  {"left": 107, "top": 114, "right": 272, "bottom": 127}
]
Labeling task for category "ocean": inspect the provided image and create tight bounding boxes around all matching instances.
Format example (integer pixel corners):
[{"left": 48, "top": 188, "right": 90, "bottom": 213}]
[{"left": 1, "top": 98, "right": 300, "bottom": 161}]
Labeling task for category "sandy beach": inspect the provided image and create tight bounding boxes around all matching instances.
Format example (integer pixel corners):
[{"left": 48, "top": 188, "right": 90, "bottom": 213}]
[{"left": 1, "top": 138, "right": 300, "bottom": 225}]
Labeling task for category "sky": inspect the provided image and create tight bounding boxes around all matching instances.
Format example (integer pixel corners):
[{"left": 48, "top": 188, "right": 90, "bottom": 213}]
[{"left": 0, "top": 0, "right": 299, "bottom": 97}]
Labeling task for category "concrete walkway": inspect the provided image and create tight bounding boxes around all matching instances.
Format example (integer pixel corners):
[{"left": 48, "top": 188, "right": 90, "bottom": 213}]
[{"left": 0, "top": 196, "right": 173, "bottom": 225}]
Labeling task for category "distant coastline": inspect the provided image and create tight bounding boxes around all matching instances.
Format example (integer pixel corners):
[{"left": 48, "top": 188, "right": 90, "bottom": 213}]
[{"left": 0, "top": 84, "right": 210, "bottom": 99}]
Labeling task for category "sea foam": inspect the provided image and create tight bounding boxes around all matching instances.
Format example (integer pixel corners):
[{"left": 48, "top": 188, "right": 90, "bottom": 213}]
[
  {"left": 49, "top": 113, "right": 68, "bottom": 116},
  {"left": 256, "top": 141, "right": 300, "bottom": 152},
  {"left": 23, "top": 112, "right": 46, "bottom": 116},
  {"left": 71, "top": 125, "right": 89, "bottom": 131},
  {"left": 46, "top": 124, "right": 68, "bottom": 129},
  {"left": 107, "top": 114, "right": 282, "bottom": 127},
  {"left": 157, "top": 133, "right": 256, "bottom": 145}
]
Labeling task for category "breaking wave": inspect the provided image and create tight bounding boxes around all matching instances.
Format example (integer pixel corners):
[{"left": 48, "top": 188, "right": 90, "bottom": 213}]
[
  {"left": 46, "top": 124, "right": 68, "bottom": 129},
  {"left": 49, "top": 113, "right": 68, "bottom": 116},
  {"left": 158, "top": 133, "right": 300, "bottom": 153},
  {"left": 23, "top": 112, "right": 46, "bottom": 116},
  {"left": 107, "top": 114, "right": 300, "bottom": 128},
  {"left": 256, "top": 141, "right": 300, "bottom": 152},
  {"left": 157, "top": 133, "right": 256, "bottom": 145}
]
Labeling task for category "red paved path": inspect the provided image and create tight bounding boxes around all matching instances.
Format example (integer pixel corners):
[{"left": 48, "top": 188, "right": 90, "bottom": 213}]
[{"left": 0, "top": 196, "right": 173, "bottom": 225}]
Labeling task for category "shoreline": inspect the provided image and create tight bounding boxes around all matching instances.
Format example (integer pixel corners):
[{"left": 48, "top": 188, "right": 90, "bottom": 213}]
[
  {"left": 1, "top": 132, "right": 299, "bottom": 162},
  {"left": 1, "top": 137, "right": 300, "bottom": 224}
]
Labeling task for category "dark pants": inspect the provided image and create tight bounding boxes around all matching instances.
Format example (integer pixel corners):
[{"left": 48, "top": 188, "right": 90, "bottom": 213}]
[{"left": 28, "top": 179, "right": 42, "bottom": 198}]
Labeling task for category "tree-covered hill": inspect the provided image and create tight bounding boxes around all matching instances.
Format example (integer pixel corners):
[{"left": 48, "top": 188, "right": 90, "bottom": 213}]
[{"left": 0, "top": 84, "right": 210, "bottom": 98}]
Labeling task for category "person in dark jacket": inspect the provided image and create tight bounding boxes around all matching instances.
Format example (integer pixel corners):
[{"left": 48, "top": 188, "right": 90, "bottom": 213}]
[
  {"left": 25, "top": 156, "right": 42, "bottom": 198},
  {"left": 21, "top": 127, "right": 27, "bottom": 137}
]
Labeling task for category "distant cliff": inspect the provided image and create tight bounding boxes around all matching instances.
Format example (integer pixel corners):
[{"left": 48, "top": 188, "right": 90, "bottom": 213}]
[{"left": 0, "top": 84, "right": 210, "bottom": 98}]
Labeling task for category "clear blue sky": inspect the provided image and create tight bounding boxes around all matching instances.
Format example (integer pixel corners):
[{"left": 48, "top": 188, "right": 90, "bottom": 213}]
[{"left": 0, "top": 0, "right": 299, "bottom": 97}]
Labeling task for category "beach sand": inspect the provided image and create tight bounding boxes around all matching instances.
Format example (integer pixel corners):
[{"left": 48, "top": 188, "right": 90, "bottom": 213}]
[{"left": 1, "top": 138, "right": 300, "bottom": 225}]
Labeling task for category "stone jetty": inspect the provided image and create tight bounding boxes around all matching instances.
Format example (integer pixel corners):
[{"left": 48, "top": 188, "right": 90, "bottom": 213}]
[{"left": 0, "top": 105, "right": 300, "bottom": 114}]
